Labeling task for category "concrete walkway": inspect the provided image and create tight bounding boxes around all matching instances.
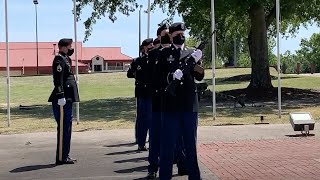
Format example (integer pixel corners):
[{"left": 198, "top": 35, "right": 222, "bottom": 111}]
[
  {"left": 286, "top": 73, "right": 320, "bottom": 77},
  {"left": 0, "top": 124, "right": 319, "bottom": 180}
]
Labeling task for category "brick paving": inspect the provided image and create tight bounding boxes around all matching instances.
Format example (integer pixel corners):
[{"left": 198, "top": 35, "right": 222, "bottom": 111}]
[{"left": 198, "top": 137, "right": 320, "bottom": 180}]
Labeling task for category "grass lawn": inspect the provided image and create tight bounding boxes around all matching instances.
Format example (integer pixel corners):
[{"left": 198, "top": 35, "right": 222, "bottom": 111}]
[{"left": 1, "top": 68, "right": 320, "bottom": 134}]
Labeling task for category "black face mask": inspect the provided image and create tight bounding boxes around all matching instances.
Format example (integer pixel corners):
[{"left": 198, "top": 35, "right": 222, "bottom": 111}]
[
  {"left": 172, "top": 35, "right": 185, "bottom": 45},
  {"left": 67, "top": 48, "right": 74, "bottom": 56},
  {"left": 160, "top": 34, "right": 171, "bottom": 44}
]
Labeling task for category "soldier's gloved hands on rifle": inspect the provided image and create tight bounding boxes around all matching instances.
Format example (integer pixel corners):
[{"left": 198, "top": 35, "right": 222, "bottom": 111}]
[
  {"left": 58, "top": 98, "right": 66, "bottom": 106},
  {"left": 173, "top": 69, "right": 183, "bottom": 80},
  {"left": 191, "top": 49, "right": 203, "bottom": 63}
]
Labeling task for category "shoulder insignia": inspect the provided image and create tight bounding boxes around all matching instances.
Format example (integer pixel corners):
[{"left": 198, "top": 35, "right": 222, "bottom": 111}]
[
  {"left": 137, "top": 65, "right": 142, "bottom": 70},
  {"left": 167, "top": 55, "right": 175, "bottom": 62},
  {"left": 57, "top": 64, "right": 62, "bottom": 72}
]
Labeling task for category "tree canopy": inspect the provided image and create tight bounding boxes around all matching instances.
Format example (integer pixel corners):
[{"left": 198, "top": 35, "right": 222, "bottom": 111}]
[{"left": 76, "top": 0, "right": 320, "bottom": 91}]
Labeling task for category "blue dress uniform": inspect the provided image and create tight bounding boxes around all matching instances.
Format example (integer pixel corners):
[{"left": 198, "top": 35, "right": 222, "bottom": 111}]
[
  {"left": 147, "top": 44, "right": 164, "bottom": 176},
  {"left": 158, "top": 23, "right": 204, "bottom": 180},
  {"left": 127, "top": 38, "right": 153, "bottom": 151},
  {"left": 147, "top": 24, "right": 187, "bottom": 179},
  {"left": 48, "top": 38, "right": 79, "bottom": 165}
]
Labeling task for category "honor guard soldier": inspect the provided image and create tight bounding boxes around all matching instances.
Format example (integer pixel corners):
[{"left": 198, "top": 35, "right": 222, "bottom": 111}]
[
  {"left": 48, "top": 38, "right": 80, "bottom": 165},
  {"left": 153, "top": 37, "right": 161, "bottom": 49},
  {"left": 146, "top": 23, "right": 188, "bottom": 179},
  {"left": 158, "top": 22, "right": 204, "bottom": 180},
  {"left": 146, "top": 23, "right": 171, "bottom": 179},
  {"left": 127, "top": 38, "right": 154, "bottom": 151}
]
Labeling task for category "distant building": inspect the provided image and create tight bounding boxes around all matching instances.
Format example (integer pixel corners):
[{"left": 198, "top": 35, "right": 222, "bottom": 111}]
[{"left": 0, "top": 42, "right": 132, "bottom": 76}]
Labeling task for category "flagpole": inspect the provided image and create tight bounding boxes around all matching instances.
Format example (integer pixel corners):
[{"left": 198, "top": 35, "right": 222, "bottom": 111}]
[
  {"left": 22, "top": 58, "right": 25, "bottom": 75},
  {"left": 276, "top": 0, "right": 281, "bottom": 119},
  {"left": 147, "top": 0, "right": 151, "bottom": 38},
  {"left": 211, "top": 0, "right": 216, "bottom": 120},
  {"left": 73, "top": 0, "right": 80, "bottom": 124},
  {"left": 5, "top": 0, "right": 11, "bottom": 127}
]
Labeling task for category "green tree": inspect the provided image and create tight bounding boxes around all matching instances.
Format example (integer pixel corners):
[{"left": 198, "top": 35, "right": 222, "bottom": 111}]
[
  {"left": 76, "top": 0, "right": 320, "bottom": 91},
  {"left": 281, "top": 51, "right": 297, "bottom": 74},
  {"left": 185, "top": 37, "right": 198, "bottom": 48},
  {"left": 296, "top": 33, "right": 320, "bottom": 72}
]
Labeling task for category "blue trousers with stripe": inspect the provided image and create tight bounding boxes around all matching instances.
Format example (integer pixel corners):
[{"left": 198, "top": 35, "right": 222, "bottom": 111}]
[
  {"left": 159, "top": 112, "right": 201, "bottom": 180},
  {"left": 52, "top": 101, "right": 73, "bottom": 162},
  {"left": 148, "top": 112, "right": 187, "bottom": 174},
  {"left": 136, "top": 97, "right": 152, "bottom": 148}
]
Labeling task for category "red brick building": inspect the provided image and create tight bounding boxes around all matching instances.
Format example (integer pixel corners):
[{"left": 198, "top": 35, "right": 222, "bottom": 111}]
[{"left": 0, "top": 42, "right": 132, "bottom": 76}]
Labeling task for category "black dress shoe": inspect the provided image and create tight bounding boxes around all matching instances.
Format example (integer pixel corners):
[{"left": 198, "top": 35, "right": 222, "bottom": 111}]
[
  {"left": 67, "top": 157, "right": 77, "bottom": 162},
  {"left": 146, "top": 172, "right": 156, "bottom": 179},
  {"left": 138, "top": 146, "right": 148, "bottom": 151},
  {"left": 177, "top": 168, "right": 188, "bottom": 176},
  {"left": 55, "top": 159, "right": 75, "bottom": 165}
]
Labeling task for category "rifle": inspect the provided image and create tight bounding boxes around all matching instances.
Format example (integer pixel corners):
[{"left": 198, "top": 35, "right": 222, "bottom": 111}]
[{"left": 165, "top": 31, "right": 215, "bottom": 96}]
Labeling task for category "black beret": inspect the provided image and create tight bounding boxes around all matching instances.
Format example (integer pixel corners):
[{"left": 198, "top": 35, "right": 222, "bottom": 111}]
[
  {"left": 169, "top": 22, "right": 186, "bottom": 33},
  {"left": 58, "top": 38, "right": 73, "bottom": 47},
  {"left": 141, "top": 38, "right": 153, "bottom": 46},
  {"left": 157, "top": 23, "right": 169, "bottom": 35},
  {"left": 153, "top": 38, "right": 160, "bottom": 45}
]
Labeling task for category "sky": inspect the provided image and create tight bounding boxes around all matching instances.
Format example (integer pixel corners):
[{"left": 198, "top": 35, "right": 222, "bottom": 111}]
[{"left": 0, "top": 0, "right": 319, "bottom": 58}]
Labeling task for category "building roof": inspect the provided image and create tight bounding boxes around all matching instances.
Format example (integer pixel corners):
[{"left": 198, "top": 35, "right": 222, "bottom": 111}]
[
  {"left": 82, "top": 47, "right": 132, "bottom": 61},
  {"left": 0, "top": 42, "right": 132, "bottom": 68}
]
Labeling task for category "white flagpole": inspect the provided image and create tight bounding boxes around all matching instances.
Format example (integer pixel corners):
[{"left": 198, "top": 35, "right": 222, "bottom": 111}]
[
  {"left": 276, "top": 0, "right": 281, "bottom": 118},
  {"left": 5, "top": 0, "right": 11, "bottom": 127},
  {"left": 73, "top": 0, "right": 80, "bottom": 124},
  {"left": 147, "top": 0, "right": 151, "bottom": 38},
  {"left": 22, "top": 58, "right": 25, "bottom": 75},
  {"left": 211, "top": 0, "right": 216, "bottom": 120}
]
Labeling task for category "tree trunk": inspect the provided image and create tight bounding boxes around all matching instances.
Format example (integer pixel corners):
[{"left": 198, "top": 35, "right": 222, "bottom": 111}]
[{"left": 247, "top": 4, "right": 273, "bottom": 90}]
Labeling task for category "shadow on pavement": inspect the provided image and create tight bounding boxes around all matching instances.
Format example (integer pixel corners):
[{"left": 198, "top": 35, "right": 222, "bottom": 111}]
[
  {"left": 104, "top": 142, "right": 136, "bottom": 148},
  {"left": 105, "top": 149, "right": 142, "bottom": 156},
  {"left": 10, "top": 164, "right": 56, "bottom": 173},
  {"left": 114, "top": 165, "right": 148, "bottom": 174},
  {"left": 285, "top": 134, "right": 315, "bottom": 137},
  {"left": 132, "top": 174, "right": 182, "bottom": 180},
  {"left": 114, "top": 157, "right": 147, "bottom": 163}
]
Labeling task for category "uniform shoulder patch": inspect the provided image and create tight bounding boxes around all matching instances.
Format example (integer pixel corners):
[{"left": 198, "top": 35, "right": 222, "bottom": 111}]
[
  {"left": 137, "top": 65, "right": 142, "bottom": 70},
  {"left": 57, "top": 64, "right": 62, "bottom": 72}
]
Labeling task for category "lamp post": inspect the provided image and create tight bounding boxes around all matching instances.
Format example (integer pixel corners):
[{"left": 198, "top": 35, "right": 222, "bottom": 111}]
[
  {"left": 33, "top": 0, "right": 39, "bottom": 75},
  {"left": 139, "top": 5, "right": 142, "bottom": 55}
]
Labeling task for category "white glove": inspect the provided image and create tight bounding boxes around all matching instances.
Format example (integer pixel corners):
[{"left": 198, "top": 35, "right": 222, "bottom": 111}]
[
  {"left": 191, "top": 49, "right": 203, "bottom": 63},
  {"left": 58, "top": 98, "right": 66, "bottom": 106},
  {"left": 173, "top": 69, "right": 183, "bottom": 80}
]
